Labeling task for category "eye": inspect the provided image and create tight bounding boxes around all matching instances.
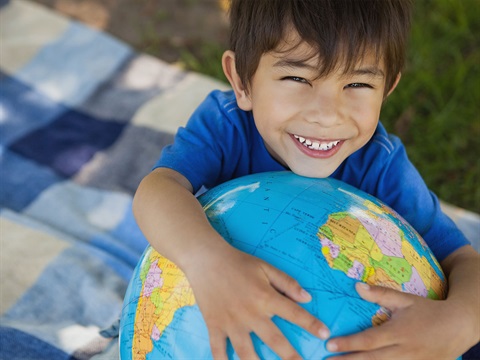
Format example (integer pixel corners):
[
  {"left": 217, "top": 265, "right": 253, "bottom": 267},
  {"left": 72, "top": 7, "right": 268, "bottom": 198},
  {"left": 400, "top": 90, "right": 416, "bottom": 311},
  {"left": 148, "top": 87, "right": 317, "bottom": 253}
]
[
  {"left": 345, "top": 83, "right": 373, "bottom": 89},
  {"left": 282, "top": 76, "right": 310, "bottom": 85}
]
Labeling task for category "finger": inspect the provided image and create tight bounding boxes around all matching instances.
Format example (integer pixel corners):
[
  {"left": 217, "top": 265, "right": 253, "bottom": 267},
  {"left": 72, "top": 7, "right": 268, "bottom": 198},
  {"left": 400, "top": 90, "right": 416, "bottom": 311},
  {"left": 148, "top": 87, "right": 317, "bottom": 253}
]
[
  {"left": 356, "top": 282, "right": 414, "bottom": 311},
  {"left": 263, "top": 264, "right": 312, "bottom": 303},
  {"left": 326, "top": 323, "right": 394, "bottom": 353},
  {"left": 228, "top": 329, "right": 260, "bottom": 360},
  {"left": 255, "top": 319, "right": 302, "bottom": 360},
  {"left": 209, "top": 329, "right": 228, "bottom": 360},
  {"left": 328, "top": 345, "right": 401, "bottom": 360},
  {"left": 272, "top": 295, "right": 330, "bottom": 340}
]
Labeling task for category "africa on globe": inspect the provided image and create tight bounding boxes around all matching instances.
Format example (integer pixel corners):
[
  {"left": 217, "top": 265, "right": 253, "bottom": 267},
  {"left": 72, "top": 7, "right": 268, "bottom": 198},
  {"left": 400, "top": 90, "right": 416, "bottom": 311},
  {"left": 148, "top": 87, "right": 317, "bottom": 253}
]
[{"left": 119, "top": 171, "right": 446, "bottom": 359}]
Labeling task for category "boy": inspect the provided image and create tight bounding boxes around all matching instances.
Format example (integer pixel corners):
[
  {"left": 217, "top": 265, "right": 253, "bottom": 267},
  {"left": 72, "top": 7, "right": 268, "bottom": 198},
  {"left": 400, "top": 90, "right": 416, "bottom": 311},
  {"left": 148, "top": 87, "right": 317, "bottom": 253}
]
[{"left": 133, "top": 0, "right": 479, "bottom": 358}]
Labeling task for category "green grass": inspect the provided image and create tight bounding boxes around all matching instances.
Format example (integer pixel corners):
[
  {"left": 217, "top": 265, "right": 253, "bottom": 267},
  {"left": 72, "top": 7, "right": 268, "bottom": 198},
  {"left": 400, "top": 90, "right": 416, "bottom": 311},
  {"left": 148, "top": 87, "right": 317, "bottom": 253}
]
[
  {"left": 179, "top": 0, "right": 480, "bottom": 212},
  {"left": 381, "top": 0, "right": 480, "bottom": 212},
  {"left": 180, "top": 41, "right": 227, "bottom": 81}
]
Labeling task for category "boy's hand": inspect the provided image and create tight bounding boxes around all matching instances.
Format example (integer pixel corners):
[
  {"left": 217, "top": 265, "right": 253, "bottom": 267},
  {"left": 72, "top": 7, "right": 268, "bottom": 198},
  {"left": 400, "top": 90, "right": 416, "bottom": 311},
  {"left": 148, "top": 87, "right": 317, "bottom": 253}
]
[
  {"left": 326, "top": 283, "right": 470, "bottom": 359},
  {"left": 184, "top": 242, "right": 330, "bottom": 359}
]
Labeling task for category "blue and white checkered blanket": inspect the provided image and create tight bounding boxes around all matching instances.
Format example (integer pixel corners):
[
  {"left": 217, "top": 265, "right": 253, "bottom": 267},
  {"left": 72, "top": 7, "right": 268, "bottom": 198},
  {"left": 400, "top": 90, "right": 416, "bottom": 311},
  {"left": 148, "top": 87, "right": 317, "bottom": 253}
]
[
  {"left": 0, "top": 1, "right": 228, "bottom": 358},
  {"left": 0, "top": 1, "right": 478, "bottom": 359}
]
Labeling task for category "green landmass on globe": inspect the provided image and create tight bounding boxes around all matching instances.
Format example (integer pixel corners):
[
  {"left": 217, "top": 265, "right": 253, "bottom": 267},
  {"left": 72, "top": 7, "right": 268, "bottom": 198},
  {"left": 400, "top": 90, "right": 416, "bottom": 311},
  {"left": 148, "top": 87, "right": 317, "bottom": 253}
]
[{"left": 119, "top": 171, "right": 447, "bottom": 359}]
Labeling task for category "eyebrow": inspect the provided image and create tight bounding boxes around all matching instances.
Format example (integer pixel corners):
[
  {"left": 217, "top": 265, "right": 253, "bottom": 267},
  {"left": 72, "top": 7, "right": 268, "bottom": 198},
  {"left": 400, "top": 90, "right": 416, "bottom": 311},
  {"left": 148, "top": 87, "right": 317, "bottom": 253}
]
[
  {"left": 273, "top": 58, "right": 385, "bottom": 79},
  {"left": 272, "top": 58, "right": 318, "bottom": 72},
  {"left": 348, "top": 67, "right": 385, "bottom": 78}
]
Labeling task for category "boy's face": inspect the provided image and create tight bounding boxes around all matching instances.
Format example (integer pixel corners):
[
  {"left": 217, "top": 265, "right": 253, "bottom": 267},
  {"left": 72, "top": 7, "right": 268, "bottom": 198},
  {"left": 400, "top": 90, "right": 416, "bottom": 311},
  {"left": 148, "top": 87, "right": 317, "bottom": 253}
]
[{"left": 229, "top": 34, "right": 397, "bottom": 179}]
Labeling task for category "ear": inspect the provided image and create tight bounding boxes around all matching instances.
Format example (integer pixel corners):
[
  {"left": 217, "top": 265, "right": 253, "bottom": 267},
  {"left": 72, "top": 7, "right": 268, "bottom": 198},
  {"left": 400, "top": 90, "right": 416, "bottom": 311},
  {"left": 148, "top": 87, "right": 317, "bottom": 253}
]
[
  {"left": 222, "top": 50, "right": 253, "bottom": 111},
  {"left": 385, "top": 73, "right": 402, "bottom": 98}
]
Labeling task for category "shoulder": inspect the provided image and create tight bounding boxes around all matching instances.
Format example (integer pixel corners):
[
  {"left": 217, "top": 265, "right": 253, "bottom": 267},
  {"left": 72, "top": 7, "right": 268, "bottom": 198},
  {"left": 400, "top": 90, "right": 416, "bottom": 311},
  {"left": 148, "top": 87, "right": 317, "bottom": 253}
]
[
  {"left": 157, "top": 90, "right": 254, "bottom": 192},
  {"left": 200, "top": 90, "right": 243, "bottom": 119},
  {"left": 189, "top": 90, "right": 258, "bottom": 145},
  {"left": 193, "top": 90, "right": 252, "bottom": 125},
  {"left": 209, "top": 89, "right": 241, "bottom": 113}
]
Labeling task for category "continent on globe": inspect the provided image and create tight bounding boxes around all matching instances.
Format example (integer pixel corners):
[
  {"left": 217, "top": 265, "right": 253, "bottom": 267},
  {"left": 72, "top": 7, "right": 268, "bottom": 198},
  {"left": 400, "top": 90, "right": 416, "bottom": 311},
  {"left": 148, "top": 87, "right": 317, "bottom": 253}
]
[
  {"left": 318, "top": 207, "right": 446, "bottom": 326},
  {"left": 130, "top": 251, "right": 195, "bottom": 359},
  {"left": 120, "top": 171, "right": 447, "bottom": 360}
]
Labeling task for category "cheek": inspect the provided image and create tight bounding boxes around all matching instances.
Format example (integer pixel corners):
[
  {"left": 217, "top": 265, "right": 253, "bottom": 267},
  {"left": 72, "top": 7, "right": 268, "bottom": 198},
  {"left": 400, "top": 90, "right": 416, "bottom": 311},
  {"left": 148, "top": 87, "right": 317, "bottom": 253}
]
[
  {"left": 253, "top": 80, "right": 307, "bottom": 113},
  {"left": 358, "top": 118, "right": 380, "bottom": 147},
  {"left": 251, "top": 97, "right": 287, "bottom": 132},
  {"left": 349, "top": 94, "right": 378, "bottom": 114},
  {"left": 349, "top": 97, "right": 382, "bottom": 132},
  {"left": 364, "top": 121, "right": 379, "bottom": 140}
]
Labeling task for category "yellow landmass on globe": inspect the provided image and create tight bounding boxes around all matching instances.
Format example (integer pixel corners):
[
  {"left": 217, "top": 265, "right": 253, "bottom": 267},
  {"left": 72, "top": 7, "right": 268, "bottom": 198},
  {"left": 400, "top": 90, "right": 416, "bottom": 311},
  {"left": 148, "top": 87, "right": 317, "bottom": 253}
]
[
  {"left": 132, "top": 251, "right": 195, "bottom": 360},
  {"left": 365, "top": 199, "right": 397, "bottom": 219},
  {"left": 401, "top": 239, "right": 446, "bottom": 299},
  {"left": 364, "top": 200, "right": 384, "bottom": 215},
  {"left": 430, "top": 267, "right": 447, "bottom": 299}
]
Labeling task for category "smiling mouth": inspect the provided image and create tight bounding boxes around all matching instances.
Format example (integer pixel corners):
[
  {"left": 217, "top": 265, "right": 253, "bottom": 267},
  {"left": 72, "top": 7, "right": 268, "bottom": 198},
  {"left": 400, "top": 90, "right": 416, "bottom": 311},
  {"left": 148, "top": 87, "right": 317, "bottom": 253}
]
[{"left": 293, "top": 134, "right": 341, "bottom": 151}]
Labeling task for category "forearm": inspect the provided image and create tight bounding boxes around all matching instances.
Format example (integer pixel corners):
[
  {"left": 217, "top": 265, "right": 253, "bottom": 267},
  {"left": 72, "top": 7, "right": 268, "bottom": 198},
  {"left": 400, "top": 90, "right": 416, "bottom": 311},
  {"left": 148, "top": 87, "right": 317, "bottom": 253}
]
[
  {"left": 132, "top": 167, "right": 227, "bottom": 270},
  {"left": 441, "top": 245, "right": 480, "bottom": 347}
]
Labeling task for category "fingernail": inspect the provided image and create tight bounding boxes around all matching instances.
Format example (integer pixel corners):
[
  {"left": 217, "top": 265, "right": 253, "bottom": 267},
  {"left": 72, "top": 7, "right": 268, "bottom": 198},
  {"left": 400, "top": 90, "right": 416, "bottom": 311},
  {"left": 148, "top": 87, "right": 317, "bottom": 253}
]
[
  {"left": 357, "top": 282, "right": 370, "bottom": 291},
  {"left": 300, "top": 289, "right": 312, "bottom": 300},
  {"left": 319, "top": 328, "right": 330, "bottom": 340},
  {"left": 326, "top": 340, "right": 338, "bottom": 352}
]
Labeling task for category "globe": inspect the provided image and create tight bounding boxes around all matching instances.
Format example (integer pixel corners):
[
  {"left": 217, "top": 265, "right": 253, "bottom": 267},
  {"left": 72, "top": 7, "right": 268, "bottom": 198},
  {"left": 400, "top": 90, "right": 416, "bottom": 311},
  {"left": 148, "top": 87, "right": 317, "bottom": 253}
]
[{"left": 119, "top": 171, "right": 447, "bottom": 359}]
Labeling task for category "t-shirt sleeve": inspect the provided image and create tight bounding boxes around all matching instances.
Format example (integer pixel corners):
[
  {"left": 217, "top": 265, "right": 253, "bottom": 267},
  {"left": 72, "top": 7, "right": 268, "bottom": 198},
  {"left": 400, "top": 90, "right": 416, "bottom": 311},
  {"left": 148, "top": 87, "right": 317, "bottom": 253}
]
[
  {"left": 354, "top": 132, "right": 470, "bottom": 261},
  {"left": 154, "top": 91, "right": 244, "bottom": 193}
]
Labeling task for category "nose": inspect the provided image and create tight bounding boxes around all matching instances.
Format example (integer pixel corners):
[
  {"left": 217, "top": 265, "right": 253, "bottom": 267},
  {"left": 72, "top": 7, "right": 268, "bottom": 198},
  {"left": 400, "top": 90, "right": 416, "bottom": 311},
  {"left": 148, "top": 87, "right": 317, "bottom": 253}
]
[{"left": 304, "top": 89, "right": 341, "bottom": 127}]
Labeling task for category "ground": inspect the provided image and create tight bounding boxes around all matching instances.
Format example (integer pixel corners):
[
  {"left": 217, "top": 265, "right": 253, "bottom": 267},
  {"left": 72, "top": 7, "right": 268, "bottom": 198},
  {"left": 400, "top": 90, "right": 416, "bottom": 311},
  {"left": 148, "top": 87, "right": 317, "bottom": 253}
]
[{"left": 31, "top": 0, "right": 230, "bottom": 64}]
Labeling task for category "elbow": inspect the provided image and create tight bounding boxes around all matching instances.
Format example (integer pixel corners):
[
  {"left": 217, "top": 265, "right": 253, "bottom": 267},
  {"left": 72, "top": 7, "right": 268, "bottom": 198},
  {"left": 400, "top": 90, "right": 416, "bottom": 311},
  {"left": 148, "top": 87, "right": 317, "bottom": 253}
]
[
  {"left": 132, "top": 175, "right": 148, "bottom": 222},
  {"left": 132, "top": 168, "right": 194, "bottom": 222}
]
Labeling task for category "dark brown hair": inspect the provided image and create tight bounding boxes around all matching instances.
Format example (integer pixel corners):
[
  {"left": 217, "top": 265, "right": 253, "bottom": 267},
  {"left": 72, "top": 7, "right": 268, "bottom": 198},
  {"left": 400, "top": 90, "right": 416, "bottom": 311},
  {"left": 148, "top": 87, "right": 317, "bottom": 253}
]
[{"left": 228, "top": 0, "right": 413, "bottom": 94}]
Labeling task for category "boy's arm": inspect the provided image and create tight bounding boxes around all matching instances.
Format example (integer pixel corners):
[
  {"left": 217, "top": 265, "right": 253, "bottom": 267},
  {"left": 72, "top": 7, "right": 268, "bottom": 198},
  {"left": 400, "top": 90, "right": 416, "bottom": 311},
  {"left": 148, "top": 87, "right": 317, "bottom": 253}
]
[
  {"left": 133, "top": 167, "right": 330, "bottom": 359},
  {"left": 326, "top": 245, "right": 480, "bottom": 359}
]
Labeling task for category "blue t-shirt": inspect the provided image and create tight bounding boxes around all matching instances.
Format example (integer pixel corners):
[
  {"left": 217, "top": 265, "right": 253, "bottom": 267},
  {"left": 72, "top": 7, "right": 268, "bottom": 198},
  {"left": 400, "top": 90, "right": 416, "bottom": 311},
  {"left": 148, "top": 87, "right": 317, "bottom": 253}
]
[{"left": 156, "top": 90, "right": 469, "bottom": 261}]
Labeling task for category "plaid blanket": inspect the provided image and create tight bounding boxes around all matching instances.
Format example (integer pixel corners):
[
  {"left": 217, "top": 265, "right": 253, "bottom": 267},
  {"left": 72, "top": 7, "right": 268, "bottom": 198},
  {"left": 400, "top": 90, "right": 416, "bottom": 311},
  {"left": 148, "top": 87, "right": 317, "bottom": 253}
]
[
  {"left": 0, "top": 1, "right": 478, "bottom": 359},
  {"left": 0, "top": 0, "right": 228, "bottom": 358}
]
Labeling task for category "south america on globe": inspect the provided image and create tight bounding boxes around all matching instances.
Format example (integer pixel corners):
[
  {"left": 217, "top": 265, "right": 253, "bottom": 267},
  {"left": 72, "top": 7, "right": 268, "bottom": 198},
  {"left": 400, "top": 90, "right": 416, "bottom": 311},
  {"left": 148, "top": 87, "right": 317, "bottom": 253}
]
[{"left": 119, "top": 171, "right": 447, "bottom": 359}]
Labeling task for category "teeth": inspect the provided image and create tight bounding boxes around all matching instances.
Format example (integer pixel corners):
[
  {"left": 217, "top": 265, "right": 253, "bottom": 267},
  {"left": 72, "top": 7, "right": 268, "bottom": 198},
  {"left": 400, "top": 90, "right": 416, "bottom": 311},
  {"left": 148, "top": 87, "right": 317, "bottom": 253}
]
[{"left": 293, "top": 134, "right": 340, "bottom": 151}]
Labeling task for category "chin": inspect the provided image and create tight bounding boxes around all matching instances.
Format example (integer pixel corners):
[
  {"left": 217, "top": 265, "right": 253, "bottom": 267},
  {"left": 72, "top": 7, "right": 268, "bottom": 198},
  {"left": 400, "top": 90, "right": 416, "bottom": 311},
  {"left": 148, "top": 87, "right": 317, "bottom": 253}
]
[{"left": 288, "top": 164, "right": 336, "bottom": 179}]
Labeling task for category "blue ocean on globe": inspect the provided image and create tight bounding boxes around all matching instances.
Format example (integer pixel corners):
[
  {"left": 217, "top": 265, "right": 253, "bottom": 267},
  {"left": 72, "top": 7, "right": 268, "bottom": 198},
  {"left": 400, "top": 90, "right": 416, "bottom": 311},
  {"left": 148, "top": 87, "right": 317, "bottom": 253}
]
[{"left": 120, "top": 171, "right": 446, "bottom": 359}]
